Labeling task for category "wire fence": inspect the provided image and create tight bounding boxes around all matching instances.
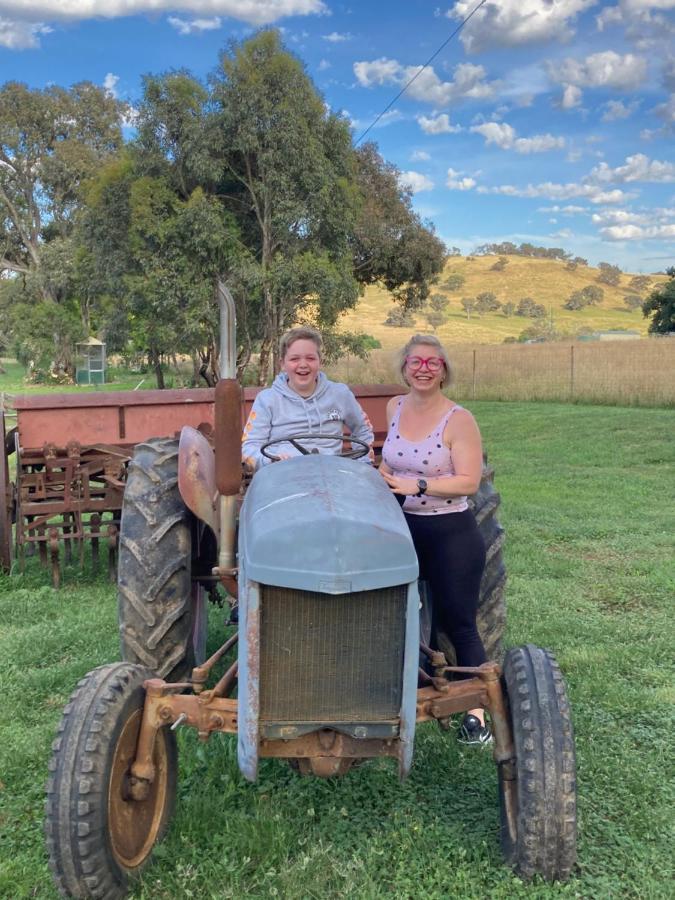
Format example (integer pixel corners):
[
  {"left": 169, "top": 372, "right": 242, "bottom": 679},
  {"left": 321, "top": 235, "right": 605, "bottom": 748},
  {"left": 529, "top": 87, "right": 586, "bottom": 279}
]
[{"left": 327, "top": 337, "right": 675, "bottom": 407}]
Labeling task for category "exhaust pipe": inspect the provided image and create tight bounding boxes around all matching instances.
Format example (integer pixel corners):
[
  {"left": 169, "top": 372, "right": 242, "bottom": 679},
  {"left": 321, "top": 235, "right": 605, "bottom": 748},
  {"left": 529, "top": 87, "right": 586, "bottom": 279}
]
[{"left": 215, "top": 280, "right": 241, "bottom": 572}]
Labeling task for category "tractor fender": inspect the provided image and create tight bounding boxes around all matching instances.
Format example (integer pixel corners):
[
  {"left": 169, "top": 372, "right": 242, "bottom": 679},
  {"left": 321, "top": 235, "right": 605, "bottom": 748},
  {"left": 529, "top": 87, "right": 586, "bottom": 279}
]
[{"left": 178, "top": 425, "right": 219, "bottom": 537}]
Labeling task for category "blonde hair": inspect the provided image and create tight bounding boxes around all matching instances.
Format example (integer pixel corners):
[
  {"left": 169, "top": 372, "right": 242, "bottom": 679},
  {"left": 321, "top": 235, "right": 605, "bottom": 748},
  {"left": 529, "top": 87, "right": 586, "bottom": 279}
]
[
  {"left": 398, "top": 333, "right": 452, "bottom": 387},
  {"left": 279, "top": 326, "right": 323, "bottom": 360}
]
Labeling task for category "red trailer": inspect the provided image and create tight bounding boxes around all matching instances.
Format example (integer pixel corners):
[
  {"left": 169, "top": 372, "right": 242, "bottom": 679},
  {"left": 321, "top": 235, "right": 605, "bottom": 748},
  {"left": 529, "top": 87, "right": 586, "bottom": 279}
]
[{"left": 1, "top": 385, "right": 400, "bottom": 586}]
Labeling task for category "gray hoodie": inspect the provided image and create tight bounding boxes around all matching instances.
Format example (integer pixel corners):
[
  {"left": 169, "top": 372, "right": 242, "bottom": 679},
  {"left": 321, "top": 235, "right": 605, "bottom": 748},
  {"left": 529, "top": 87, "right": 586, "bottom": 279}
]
[{"left": 242, "top": 372, "right": 374, "bottom": 470}]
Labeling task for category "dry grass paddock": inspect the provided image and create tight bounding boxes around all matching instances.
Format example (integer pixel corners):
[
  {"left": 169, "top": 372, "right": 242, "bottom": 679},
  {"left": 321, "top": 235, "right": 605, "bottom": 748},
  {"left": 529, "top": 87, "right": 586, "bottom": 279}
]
[{"left": 326, "top": 337, "right": 674, "bottom": 407}]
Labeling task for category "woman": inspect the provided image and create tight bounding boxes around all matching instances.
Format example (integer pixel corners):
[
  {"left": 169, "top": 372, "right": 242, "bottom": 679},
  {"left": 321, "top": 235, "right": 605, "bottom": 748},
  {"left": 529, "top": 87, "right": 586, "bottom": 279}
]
[
  {"left": 380, "top": 334, "right": 490, "bottom": 746},
  {"left": 242, "top": 326, "right": 373, "bottom": 470}
]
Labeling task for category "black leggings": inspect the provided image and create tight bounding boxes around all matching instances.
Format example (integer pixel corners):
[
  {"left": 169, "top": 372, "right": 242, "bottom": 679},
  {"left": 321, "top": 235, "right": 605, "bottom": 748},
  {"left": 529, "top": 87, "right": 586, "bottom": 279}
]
[{"left": 404, "top": 509, "right": 487, "bottom": 669}]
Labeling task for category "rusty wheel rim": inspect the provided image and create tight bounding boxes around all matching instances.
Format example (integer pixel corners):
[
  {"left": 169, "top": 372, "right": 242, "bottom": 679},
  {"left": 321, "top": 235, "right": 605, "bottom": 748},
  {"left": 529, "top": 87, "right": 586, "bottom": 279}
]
[
  {"left": 501, "top": 771, "right": 519, "bottom": 845},
  {"left": 108, "top": 709, "right": 171, "bottom": 871}
]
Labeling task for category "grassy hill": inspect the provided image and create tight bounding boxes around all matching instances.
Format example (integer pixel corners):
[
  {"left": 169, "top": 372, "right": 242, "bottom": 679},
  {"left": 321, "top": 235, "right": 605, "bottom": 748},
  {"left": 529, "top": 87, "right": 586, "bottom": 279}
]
[{"left": 339, "top": 256, "right": 666, "bottom": 349}]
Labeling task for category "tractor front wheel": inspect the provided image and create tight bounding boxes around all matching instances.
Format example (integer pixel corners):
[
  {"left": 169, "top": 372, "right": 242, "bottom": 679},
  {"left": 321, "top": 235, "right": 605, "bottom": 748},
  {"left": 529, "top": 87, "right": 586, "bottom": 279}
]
[
  {"left": 498, "top": 644, "right": 577, "bottom": 881},
  {"left": 45, "top": 663, "right": 177, "bottom": 899}
]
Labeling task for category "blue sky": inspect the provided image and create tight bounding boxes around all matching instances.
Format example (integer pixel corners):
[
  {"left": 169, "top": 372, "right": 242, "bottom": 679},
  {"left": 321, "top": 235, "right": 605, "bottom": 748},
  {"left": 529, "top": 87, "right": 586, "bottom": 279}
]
[{"left": 1, "top": 1, "right": 674, "bottom": 273}]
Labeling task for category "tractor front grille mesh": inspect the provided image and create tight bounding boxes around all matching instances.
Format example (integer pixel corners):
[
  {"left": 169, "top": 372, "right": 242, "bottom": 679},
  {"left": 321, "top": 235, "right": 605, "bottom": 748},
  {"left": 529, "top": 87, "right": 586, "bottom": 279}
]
[{"left": 259, "top": 584, "right": 407, "bottom": 722}]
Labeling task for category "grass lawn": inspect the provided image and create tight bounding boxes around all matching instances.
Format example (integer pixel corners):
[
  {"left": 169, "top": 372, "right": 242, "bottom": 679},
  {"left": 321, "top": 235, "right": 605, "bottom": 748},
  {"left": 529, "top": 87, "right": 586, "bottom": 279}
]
[{"left": 0, "top": 402, "right": 673, "bottom": 899}]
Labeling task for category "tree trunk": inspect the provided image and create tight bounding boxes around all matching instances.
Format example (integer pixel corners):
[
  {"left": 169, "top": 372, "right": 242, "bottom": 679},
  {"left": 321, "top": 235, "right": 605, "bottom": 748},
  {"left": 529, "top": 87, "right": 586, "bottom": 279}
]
[
  {"left": 149, "top": 347, "right": 165, "bottom": 389},
  {"left": 257, "top": 335, "right": 272, "bottom": 386},
  {"left": 198, "top": 344, "right": 217, "bottom": 387}
]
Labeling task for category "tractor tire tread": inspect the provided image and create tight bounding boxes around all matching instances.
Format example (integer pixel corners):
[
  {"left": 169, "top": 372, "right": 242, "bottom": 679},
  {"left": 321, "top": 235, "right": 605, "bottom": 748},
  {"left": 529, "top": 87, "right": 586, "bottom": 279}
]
[
  {"left": 501, "top": 644, "right": 577, "bottom": 881},
  {"left": 118, "top": 438, "right": 193, "bottom": 681},
  {"left": 45, "top": 663, "right": 175, "bottom": 900}
]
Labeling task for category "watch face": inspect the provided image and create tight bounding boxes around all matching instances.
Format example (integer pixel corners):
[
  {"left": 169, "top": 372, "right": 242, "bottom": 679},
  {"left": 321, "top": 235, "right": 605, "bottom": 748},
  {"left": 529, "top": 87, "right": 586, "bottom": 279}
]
[{"left": 418, "top": 479, "right": 428, "bottom": 492}]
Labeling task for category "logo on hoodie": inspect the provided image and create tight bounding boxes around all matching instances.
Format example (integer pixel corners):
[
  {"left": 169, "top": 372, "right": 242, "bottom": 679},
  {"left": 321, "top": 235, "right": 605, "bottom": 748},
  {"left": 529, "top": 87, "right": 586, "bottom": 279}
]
[{"left": 327, "top": 407, "right": 342, "bottom": 421}]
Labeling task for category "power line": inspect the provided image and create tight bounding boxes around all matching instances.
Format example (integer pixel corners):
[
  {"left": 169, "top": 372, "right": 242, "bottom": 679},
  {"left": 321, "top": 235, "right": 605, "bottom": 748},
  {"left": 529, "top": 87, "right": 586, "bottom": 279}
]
[{"left": 355, "top": 0, "right": 489, "bottom": 147}]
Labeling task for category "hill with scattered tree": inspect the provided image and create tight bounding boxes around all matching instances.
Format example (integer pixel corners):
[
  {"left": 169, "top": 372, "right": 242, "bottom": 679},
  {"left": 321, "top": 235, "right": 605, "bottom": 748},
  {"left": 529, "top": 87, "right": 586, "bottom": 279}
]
[{"left": 339, "top": 254, "right": 667, "bottom": 349}]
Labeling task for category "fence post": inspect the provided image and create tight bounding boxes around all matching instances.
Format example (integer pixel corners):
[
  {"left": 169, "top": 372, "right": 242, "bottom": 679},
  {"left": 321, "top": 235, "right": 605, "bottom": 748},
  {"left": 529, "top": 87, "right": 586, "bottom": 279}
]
[
  {"left": 472, "top": 349, "right": 477, "bottom": 401},
  {"left": 570, "top": 345, "right": 575, "bottom": 399}
]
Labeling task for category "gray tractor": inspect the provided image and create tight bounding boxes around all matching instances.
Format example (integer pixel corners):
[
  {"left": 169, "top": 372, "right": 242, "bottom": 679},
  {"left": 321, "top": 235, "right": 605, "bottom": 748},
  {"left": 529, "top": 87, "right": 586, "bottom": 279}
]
[{"left": 45, "top": 284, "right": 577, "bottom": 898}]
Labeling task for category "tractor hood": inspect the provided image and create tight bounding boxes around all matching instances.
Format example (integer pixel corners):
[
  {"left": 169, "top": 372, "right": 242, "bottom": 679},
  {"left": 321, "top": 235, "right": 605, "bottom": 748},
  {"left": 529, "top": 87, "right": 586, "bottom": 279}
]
[{"left": 239, "top": 455, "right": 418, "bottom": 593}]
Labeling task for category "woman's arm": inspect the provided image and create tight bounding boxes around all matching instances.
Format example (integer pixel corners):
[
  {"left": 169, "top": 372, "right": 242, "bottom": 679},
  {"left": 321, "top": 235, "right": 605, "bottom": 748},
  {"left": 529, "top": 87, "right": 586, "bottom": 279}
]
[{"left": 381, "top": 408, "right": 483, "bottom": 497}]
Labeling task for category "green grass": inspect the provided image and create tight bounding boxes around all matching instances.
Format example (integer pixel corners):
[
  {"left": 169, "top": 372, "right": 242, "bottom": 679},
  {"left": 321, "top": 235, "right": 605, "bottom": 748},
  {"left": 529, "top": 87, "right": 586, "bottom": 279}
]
[
  {"left": 1, "top": 402, "right": 673, "bottom": 899},
  {"left": 0, "top": 357, "right": 147, "bottom": 398}
]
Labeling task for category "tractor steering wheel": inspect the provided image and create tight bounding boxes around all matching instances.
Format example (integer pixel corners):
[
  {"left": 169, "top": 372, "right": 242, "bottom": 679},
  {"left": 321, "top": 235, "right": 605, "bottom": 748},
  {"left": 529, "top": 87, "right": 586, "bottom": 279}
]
[{"left": 260, "top": 433, "right": 371, "bottom": 461}]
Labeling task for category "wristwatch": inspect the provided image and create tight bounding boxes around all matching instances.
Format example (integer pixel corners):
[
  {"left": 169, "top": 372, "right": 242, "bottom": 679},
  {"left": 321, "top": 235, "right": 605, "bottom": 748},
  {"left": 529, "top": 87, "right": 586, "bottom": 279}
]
[{"left": 416, "top": 478, "right": 428, "bottom": 497}]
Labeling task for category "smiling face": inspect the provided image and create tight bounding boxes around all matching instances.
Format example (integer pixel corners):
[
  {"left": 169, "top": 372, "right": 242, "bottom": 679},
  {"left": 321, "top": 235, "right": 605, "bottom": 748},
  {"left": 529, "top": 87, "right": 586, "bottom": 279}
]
[
  {"left": 404, "top": 343, "right": 447, "bottom": 394},
  {"left": 282, "top": 338, "right": 322, "bottom": 397}
]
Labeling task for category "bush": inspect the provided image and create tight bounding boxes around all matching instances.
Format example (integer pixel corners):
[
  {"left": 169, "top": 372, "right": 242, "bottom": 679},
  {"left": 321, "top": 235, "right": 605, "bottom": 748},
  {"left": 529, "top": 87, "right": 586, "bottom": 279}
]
[
  {"left": 476, "top": 291, "right": 501, "bottom": 313},
  {"left": 444, "top": 273, "right": 465, "bottom": 291},
  {"left": 597, "top": 262, "right": 622, "bottom": 286},
  {"left": 384, "top": 307, "right": 415, "bottom": 327},
  {"left": 491, "top": 256, "right": 509, "bottom": 271},
  {"left": 516, "top": 297, "right": 545, "bottom": 318},
  {"left": 624, "top": 294, "right": 643, "bottom": 311},
  {"left": 642, "top": 267, "right": 675, "bottom": 334},
  {"left": 564, "top": 285, "right": 604, "bottom": 310}
]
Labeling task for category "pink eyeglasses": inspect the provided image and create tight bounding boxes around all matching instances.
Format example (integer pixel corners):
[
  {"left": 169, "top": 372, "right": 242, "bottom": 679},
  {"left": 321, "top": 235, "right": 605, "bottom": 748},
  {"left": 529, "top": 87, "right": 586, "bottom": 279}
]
[{"left": 405, "top": 356, "right": 444, "bottom": 373}]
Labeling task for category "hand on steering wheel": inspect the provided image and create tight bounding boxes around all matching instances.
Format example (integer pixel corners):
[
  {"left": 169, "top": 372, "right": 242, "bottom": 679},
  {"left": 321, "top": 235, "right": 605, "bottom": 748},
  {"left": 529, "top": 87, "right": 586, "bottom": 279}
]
[{"left": 260, "top": 432, "right": 371, "bottom": 461}]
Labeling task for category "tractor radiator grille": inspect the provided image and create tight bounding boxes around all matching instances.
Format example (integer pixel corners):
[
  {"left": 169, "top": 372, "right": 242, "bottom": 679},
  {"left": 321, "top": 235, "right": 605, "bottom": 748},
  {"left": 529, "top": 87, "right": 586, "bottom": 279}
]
[{"left": 259, "top": 584, "right": 407, "bottom": 723}]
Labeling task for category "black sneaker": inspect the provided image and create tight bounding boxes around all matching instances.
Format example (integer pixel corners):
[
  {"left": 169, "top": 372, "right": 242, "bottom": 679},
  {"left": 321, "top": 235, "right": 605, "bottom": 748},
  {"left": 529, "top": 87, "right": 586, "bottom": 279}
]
[{"left": 458, "top": 714, "right": 492, "bottom": 747}]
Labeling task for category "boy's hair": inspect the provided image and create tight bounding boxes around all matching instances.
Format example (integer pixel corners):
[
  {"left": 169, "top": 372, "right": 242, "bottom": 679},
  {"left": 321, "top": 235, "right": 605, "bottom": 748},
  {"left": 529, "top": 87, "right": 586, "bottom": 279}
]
[{"left": 279, "top": 326, "right": 323, "bottom": 360}]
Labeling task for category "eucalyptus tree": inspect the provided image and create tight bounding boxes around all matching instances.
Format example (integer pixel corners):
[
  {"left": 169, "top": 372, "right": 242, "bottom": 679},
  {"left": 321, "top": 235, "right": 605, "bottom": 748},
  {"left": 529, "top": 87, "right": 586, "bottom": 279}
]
[
  {"left": 209, "top": 31, "right": 362, "bottom": 382},
  {"left": 0, "top": 80, "right": 124, "bottom": 371},
  {"left": 351, "top": 142, "right": 445, "bottom": 313}
]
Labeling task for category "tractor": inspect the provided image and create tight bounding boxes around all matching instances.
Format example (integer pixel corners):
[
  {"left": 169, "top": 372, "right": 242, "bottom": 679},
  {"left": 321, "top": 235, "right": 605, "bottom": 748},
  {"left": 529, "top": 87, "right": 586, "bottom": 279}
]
[{"left": 45, "top": 283, "right": 577, "bottom": 898}]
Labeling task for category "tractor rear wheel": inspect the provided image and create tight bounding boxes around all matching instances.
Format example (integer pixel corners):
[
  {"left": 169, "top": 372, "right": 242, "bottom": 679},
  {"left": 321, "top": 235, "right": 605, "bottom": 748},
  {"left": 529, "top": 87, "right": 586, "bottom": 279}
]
[
  {"left": 498, "top": 644, "right": 577, "bottom": 881},
  {"left": 45, "top": 662, "right": 177, "bottom": 899},
  {"left": 118, "top": 438, "right": 205, "bottom": 682}
]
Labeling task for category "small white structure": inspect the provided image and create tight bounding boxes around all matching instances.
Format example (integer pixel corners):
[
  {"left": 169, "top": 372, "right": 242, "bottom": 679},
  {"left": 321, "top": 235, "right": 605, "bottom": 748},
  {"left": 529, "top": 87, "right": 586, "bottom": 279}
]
[{"left": 76, "top": 337, "right": 106, "bottom": 385}]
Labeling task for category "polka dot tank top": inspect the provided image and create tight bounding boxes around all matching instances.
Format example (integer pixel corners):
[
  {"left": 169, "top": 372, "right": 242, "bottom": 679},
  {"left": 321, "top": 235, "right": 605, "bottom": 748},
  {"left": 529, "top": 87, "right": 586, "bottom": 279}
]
[{"left": 382, "top": 397, "right": 468, "bottom": 516}]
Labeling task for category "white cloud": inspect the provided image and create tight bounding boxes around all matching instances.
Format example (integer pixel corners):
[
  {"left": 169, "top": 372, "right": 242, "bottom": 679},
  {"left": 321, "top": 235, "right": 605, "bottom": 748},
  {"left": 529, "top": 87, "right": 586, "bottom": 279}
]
[
  {"left": 596, "top": 5, "right": 624, "bottom": 30},
  {"left": 601, "top": 5, "right": 675, "bottom": 52},
  {"left": 0, "top": 16, "right": 51, "bottom": 48},
  {"left": 103, "top": 72, "right": 119, "bottom": 97},
  {"left": 601, "top": 99, "right": 639, "bottom": 121},
  {"left": 560, "top": 85, "right": 583, "bottom": 109},
  {"left": 591, "top": 209, "right": 652, "bottom": 226},
  {"left": 168, "top": 16, "right": 221, "bottom": 35},
  {"left": 601, "top": 223, "right": 675, "bottom": 240},
  {"left": 470, "top": 121, "right": 565, "bottom": 153},
  {"left": 655, "top": 94, "right": 675, "bottom": 125},
  {"left": 448, "top": 0, "right": 597, "bottom": 53},
  {"left": 317, "top": 58, "right": 330, "bottom": 71},
  {"left": 417, "top": 113, "right": 461, "bottom": 134},
  {"left": 539, "top": 205, "right": 587, "bottom": 214},
  {"left": 399, "top": 170, "right": 434, "bottom": 193},
  {"left": 354, "top": 58, "right": 498, "bottom": 106},
  {"left": 0, "top": 1, "right": 327, "bottom": 29},
  {"left": 549, "top": 51, "right": 648, "bottom": 90},
  {"left": 411, "top": 150, "right": 431, "bottom": 161},
  {"left": 322, "top": 31, "right": 351, "bottom": 41},
  {"left": 446, "top": 167, "right": 477, "bottom": 191},
  {"left": 588, "top": 154, "right": 675, "bottom": 183},
  {"left": 478, "top": 182, "right": 636, "bottom": 204}
]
